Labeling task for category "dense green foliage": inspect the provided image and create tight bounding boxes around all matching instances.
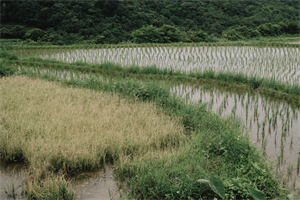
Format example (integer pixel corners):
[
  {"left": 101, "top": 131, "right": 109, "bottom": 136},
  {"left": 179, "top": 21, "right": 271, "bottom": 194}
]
[{"left": 1, "top": 0, "right": 299, "bottom": 44}]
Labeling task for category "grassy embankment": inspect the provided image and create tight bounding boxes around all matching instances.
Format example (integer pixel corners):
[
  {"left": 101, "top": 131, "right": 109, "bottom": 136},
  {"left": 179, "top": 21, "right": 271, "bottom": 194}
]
[{"left": 0, "top": 55, "right": 292, "bottom": 199}]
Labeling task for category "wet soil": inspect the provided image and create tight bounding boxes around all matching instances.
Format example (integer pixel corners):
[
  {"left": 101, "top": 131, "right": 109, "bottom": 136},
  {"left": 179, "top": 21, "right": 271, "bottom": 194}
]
[
  {"left": 72, "top": 165, "right": 127, "bottom": 200},
  {"left": 0, "top": 161, "right": 126, "bottom": 200},
  {"left": 0, "top": 161, "right": 25, "bottom": 199}
]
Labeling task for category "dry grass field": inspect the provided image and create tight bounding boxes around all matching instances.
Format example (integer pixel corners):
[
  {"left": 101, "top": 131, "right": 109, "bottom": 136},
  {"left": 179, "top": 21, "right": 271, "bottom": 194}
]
[{"left": 0, "top": 76, "right": 185, "bottom": 198}]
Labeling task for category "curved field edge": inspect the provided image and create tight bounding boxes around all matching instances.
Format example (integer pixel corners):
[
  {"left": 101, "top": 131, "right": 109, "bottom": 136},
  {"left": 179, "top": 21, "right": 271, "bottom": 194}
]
[
  {"left": 2, "top": 56, "right": 299, "bottom": 105},
  {"left": 1, "top": 66, "right": 290, "bottom": 199}
]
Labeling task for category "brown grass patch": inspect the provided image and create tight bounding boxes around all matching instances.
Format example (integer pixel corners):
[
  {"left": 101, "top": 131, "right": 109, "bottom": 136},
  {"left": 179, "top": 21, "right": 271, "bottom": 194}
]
[{"left": 0, "top": 76, "right": 185, "bottom": 171}]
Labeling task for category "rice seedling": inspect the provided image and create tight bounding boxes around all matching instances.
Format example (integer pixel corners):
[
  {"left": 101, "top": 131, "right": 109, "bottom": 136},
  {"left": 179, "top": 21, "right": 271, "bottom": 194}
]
[
  {"left": 287, "top": 164, "right": 294, "bottom": 177},
  {"left": 16, "top": 45, "right": 298, "bottom": 88},
  {"left": 3, "top": 182, "right": 16, "bottom": 198},
  {"left": 276, "top": 155, "right": 281, "bottom": 167}
]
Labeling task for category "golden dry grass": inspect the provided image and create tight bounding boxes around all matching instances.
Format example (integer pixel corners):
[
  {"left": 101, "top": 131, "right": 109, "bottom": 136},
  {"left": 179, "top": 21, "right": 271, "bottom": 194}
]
[{"left": 0, "top": 76, "right": 185, "bottom": 172}]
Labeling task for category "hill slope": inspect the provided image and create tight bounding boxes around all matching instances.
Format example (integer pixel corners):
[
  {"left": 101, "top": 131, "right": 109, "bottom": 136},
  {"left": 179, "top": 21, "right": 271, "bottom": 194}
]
[{"left": 1, "top": 0, "right": 299, "bottom": 44}]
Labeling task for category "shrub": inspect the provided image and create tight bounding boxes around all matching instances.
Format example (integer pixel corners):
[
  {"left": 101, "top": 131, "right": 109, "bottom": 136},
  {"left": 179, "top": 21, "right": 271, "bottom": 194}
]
[
  {"left": 285, "top": 22, "right": 299, "bottom": 35},
  {"left": 159, "top": 25, "right": 181, "bottom": 43},
  {"left": 24, "top": 28, "right": 47, "bottom": 41},
  {"left": 132, "top": 25, "right": 162, "bottom": 43},
  {"left": 0, "top": 61, "right": 17, "bottom": 76},
  {"left": 193, "top": 29, "right": 208, "bottom": 42},
  {"left": 235, "top": 26, "right": 260, "bottom": 38},
  {"left": 0, "top": 27, "right": 10, "bottom": 38},
  {"left": 256, "top": 23, "right": 278, "bottom": 36},
  {"left": 11, "top": 25, "right": 27, "bottom": 39},
  {"left": 95, "top": 35, "right": 105, "bottom": 44},
  {"left": 222, "top": 29, "right": 240, "bottom": 41},
  {"left": 181, "top": 29, "right": 208, "bottom": 42}
]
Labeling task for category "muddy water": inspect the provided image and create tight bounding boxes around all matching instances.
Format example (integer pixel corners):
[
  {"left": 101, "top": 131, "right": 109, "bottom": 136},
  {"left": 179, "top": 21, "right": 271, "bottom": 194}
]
[
  {"left": 0, "top": 161, "right": 25, "bottom": 199},
  {"left": 173, "top": 84, "right": 300, "bottom": 191},
  {"left": 0, "top": 161, "right": 126, "bottom": 199},
  {"left": 72, "top": 165, "right": 127, "bottom": 200}
]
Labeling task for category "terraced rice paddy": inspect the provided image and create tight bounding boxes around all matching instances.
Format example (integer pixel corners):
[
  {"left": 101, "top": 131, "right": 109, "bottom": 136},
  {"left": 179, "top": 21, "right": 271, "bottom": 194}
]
[
  {"left": 40, "top": 46, "right": 300, "bottom": 86},
  {"left": 19, "top": 47, "right": 300, "bottom": 191},
  {"left": 10, "top": 66, "right": 300, "bottom": 189},
  {"left": 1, "top": 42, "right": 300, "bottom": 198}
]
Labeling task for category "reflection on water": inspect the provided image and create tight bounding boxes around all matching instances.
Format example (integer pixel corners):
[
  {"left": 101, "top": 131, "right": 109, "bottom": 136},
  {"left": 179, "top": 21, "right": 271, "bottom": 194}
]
[
  {"left": 0, "top": 161, "right": 126, "bottom": 200},
  {"left": 172, "top": 84, "right": 300, "bottom": 191},
  {"left": 72, "top": 165, "right": 127, "bottom": 200}
]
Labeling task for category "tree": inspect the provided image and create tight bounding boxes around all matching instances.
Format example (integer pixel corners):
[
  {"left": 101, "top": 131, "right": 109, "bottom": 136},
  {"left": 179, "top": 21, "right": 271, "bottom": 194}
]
[
  {"left": 222, "top": 29, "right": 240, "bottom": 41},
  {"left": 193, "top": 29, "right": 208, "bottom": 42},
  {"left": 285, "top": 22, "right": 299, "bottom": 35},
  {"left": 256, "top": 23, "right": 276, "bottom": 36},
  {"left": 181, "top": 29, "right": 208, "bottom": 43},
  {"left": 159, "top": 24, "right": 181, "bottom": 43},
  {"left": 11, "top": 25, "right": 26, "bottom": 38},
  {"left": 132, "top": 25, "right": 161, "bottom": 43},
  {"left": 24, "top": 28, "right": 47, "bottom": 41}
]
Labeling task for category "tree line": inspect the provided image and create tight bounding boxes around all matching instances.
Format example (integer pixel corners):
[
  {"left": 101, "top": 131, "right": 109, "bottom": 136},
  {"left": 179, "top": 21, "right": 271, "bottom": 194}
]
[{"left": 1, "top": 0, "right": 299, "bottom": 45}]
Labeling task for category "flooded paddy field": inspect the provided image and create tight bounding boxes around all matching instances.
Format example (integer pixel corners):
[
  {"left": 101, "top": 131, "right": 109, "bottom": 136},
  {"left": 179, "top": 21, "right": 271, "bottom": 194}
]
[
  {"left": 38, "top": 46, "right": 300, "bottom": 86},
  {"left": 173, "top": 84, "right": 300, "bottom": 191}
]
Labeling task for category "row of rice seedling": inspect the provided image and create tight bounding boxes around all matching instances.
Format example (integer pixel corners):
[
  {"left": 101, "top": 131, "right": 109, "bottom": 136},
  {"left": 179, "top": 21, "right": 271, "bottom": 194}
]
[{"left": 38, "top": 46, "right": 300, "bottom": 86}]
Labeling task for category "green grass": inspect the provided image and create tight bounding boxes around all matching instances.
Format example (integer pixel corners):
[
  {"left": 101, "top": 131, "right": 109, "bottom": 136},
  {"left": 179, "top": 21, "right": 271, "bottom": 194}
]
[
  {"left": 1, "top": 35, "right": 299, "bottom": 51},
  {"left": 1, "top": 62, "right": 289, "bottom": 199}
]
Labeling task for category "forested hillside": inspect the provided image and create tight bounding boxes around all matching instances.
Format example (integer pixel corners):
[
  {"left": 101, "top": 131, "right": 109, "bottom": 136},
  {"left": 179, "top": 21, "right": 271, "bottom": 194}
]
[{"left": 1, "top": 0, "right": 299, "bottom": 45}]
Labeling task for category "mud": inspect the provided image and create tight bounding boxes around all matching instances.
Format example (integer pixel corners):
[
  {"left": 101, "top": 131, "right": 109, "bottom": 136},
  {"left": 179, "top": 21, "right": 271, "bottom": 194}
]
[
  {"left": 72, "top": 165, "right": 127, "bottom": 200},
  {"left": 0, "top": 161, "right": 25, "bottom": 199},
  {"left": 0, "top": 161, "right": 127, "bottom": 200}
]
